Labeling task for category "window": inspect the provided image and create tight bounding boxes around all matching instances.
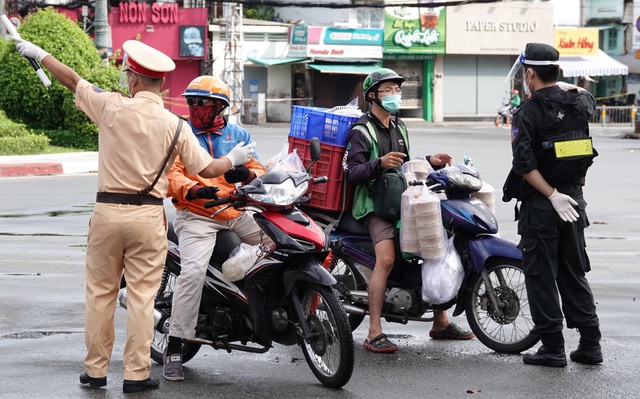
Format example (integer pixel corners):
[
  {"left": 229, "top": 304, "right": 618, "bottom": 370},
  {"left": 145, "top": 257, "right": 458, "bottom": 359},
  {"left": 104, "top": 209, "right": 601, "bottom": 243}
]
[{"left": 607, "top": 28, "right": 618, "bottom": 50}]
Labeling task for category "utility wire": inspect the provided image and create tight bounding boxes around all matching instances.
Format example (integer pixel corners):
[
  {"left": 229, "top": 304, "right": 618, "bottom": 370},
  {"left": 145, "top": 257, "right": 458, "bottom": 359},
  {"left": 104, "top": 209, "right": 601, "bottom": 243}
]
[{"left": 208, "top": 0, "right": 502, "bottom": 9}]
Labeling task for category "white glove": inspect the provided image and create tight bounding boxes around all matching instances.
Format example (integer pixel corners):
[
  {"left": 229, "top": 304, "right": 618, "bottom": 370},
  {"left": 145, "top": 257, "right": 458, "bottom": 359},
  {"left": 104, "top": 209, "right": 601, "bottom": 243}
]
[
  {"left": 13, "top": 36, "right": 50, "bottom": 62},
  {"left": 225, "top": 141, "right": 256, "bottom": 167},
  {"left": 548, "top": 188, "right": 579, "bottom": 223}
]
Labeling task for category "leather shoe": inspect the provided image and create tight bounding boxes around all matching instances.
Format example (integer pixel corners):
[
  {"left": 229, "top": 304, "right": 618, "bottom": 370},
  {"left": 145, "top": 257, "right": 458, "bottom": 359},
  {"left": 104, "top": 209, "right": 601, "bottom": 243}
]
[
  {"left": 570, "top": 344, "right": 603, "bottom": 365},
  {"left": 79, "top": 371, "right": 107, "bottom": 388},
  {"left": 523, "top": 345, "right": 567, "bottom": 367},
  {"left": 123, "top": 377, "right": 160, "bottom": 393}
]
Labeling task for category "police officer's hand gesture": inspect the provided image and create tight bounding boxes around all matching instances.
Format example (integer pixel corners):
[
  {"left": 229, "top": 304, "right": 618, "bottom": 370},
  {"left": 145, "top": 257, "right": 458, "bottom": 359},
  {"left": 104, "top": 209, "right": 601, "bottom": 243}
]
[{"left": 548, "top": 189, "right": 579, "bottom": 222}]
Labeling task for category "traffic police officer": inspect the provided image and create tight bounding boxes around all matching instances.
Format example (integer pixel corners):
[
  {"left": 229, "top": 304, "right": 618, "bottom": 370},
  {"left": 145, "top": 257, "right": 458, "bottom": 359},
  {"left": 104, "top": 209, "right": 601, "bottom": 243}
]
[
  {"left": 11, "top": 38, "right": 256, "bottom": 391},
  {"left": 504, "top": 42, "right": 602, "bottom": 367}
]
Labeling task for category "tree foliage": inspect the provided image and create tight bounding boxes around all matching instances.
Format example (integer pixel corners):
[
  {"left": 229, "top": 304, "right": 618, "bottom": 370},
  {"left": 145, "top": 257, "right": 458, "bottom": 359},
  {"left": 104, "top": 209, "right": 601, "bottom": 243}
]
[{"left": 0, "top": 8, "right": 121, "bottom": 149}]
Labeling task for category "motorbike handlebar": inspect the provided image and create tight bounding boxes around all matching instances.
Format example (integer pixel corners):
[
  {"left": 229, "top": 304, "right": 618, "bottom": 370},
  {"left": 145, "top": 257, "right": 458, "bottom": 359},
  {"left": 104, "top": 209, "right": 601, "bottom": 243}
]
[
  {"left": 313, "top": 176, "right": 328, "bottom": 184},
  {"left": 203, "top": 196, "right": 234, "bottom": 209}
]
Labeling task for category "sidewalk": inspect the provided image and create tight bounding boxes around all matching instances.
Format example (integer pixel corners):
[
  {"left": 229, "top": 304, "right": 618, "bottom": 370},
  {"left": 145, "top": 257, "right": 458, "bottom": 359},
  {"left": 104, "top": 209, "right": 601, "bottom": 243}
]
[
  {"left": 0, "top": 122, "right": 635, "bottom": 178},
  {"left": 0, "top": 151, "right": 98, "bottom": 178}
]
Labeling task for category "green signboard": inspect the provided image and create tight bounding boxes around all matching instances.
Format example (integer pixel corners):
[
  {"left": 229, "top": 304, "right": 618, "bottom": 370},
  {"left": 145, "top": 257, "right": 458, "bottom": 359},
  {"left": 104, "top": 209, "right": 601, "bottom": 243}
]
[{"left": 383, "top": 7, "right": 446, "bottom": 55}]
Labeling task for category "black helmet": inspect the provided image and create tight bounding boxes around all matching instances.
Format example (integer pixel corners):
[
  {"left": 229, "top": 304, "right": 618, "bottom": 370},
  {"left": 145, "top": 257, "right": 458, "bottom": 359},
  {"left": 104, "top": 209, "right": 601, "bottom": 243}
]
[{"left": 363, "top": 68, "right": 405, "bottom": 102}]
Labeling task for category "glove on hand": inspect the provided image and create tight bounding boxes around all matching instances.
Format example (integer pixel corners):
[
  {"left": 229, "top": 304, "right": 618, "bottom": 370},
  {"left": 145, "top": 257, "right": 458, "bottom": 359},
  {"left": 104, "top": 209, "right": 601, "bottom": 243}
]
[
  {"left": 224, "top": 165, "right": 251, "bottom": 183},
  {"left": 225, "top": 141, "right": 256, "bottom": 167},
  {"left": 548, "top": 188, "right": 579, "bottom": 223},
  {"left": 194, "top": 186, "right": 220, "bottom": 200},
  {"left": 13, "top": 37, "right": 49, "bottom": 62}
]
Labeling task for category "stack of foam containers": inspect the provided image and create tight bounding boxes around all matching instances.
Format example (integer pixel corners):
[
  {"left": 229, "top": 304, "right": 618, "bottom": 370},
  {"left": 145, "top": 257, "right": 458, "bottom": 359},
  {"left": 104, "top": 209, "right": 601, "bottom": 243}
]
[
  {"left": 402, "top": 159, "right": 434, "bottom": 183},
  {"left": 400, "top": 186, "right": 421, "bottom": 255},
  {"left": 414, "top": 190, "right": 445, "bottom": 260},
  {"left": 471, "top": 181, "right": 496, "bottom": 214}
]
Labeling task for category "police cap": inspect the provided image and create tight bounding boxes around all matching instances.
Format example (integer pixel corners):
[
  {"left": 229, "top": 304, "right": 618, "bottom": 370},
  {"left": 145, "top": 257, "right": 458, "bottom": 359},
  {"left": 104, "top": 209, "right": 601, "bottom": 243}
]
[
  {"left": 522, "top": 43, "right": 559, "bottom": 66},
  {"left": 122, "top": 40, "right": 176, "bottom": 79}
]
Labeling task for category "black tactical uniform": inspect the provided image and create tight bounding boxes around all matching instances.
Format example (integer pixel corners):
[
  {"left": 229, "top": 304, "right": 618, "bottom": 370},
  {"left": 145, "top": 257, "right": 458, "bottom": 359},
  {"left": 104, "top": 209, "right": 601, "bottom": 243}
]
[{"left": 506, "top": 42, "right": 602, "bottom": 367}]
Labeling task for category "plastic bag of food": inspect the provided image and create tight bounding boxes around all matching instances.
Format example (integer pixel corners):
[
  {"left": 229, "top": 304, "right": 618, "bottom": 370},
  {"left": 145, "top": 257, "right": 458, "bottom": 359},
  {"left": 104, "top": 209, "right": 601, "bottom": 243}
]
[
  {"left": 421, "top": 235, "right": 464, "bottom": 305},
  {"left": 222, "top": 243, "right": 260, "bottom": 282}
]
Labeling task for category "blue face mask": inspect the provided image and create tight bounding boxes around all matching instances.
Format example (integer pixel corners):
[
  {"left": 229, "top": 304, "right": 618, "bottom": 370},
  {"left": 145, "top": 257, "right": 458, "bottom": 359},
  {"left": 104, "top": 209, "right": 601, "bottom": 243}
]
[{"left": 380, "top": 94, "right": 402, "bottom": 113}]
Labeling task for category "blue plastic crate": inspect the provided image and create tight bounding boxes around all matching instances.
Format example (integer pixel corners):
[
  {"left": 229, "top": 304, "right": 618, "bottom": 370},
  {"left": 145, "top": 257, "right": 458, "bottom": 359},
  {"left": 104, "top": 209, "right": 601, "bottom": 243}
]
[
  {"left": 289, "top": 106, "right": 326, "bottom": 140},
  {"left": 289, "top": 106, "right": 358, "bottom": 147},
  {"left": 320, "top": 113, "right": 358, "bottom": 146}
]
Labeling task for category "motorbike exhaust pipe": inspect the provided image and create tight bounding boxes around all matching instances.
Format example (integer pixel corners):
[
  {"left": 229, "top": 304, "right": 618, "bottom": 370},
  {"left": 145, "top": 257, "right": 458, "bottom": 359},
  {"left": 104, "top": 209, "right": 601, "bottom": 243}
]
[
  {"left": 118, "top": 288, "right": 169, "bottom": 333},
  {"left": 342, "top": 303, "right": 368, "bottom": 315}
]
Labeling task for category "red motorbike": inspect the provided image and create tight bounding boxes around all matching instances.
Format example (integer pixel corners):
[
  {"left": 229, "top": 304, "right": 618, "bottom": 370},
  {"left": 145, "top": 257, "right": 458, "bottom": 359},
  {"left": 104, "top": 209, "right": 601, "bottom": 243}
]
[{"left": 119, "top": 138, "right": 354, "bottom": 388}]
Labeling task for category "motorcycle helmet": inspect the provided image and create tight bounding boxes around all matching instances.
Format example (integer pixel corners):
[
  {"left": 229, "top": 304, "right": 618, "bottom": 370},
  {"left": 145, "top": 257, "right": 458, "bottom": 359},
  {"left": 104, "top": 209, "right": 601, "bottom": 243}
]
[
  {"left": 363, "top": 68, "right": 405, "bottom": 102},
  {"left": 182, "top": 76, "right": 230, "bottom": 108}
]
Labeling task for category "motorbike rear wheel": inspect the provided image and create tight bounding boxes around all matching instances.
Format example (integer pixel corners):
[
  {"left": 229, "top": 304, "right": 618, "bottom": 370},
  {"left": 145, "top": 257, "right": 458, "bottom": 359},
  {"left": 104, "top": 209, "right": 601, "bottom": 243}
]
[
  {"left": 297, "top": 282, "right": 354, "bottom": 389},
  {"left": 327, "top": 255, "right": 366, "bottom": 331},
  {"left": 464, "top": 258, "right": 539, "bottom": 354},
  {"left": 149, "top": 259, "right": 201, "bottom": 365}
]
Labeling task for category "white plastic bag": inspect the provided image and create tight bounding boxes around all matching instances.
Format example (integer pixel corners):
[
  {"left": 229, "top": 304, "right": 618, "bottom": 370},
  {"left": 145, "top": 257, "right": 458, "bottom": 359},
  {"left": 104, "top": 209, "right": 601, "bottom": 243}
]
[
  {"left": 271, "top": 148, "right": 305, "bottom": 173},
  {"left": 222, "top": 243, "right": 260, "bottom": 282},
  {"left": 421, "top": 235, "right": 464, "bottom": 305},
  {"left": 264, "top": 140, "right": 290, "bottom": 171}
]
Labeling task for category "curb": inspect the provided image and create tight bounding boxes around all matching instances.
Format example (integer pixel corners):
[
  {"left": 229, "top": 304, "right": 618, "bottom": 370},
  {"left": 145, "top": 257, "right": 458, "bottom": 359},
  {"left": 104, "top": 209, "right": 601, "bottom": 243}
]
[{"left": 0, "top": 162, "right": 63, "bottom": 177}]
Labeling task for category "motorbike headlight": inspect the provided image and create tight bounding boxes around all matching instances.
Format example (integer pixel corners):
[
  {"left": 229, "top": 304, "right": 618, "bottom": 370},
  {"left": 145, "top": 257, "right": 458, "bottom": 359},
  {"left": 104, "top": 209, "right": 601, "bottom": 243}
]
[{"left": 247, "top": 177, "right": 309, "bottom": 206}]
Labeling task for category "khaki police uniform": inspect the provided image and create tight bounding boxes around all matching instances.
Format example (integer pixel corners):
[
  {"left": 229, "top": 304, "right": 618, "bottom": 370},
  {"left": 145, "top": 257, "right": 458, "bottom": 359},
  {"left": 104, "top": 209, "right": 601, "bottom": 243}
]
[{"left": 76, "top": 41, "right": 212, "bottom": 381}]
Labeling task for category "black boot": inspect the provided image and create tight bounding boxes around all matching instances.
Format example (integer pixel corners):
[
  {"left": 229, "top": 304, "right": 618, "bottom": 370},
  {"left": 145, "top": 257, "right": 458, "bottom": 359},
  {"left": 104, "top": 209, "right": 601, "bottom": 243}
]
[
  {"left": 523, "top": 332, "right": 567, "bottom": 367},
  {"left": 570, "top": 326, "right": 603, "bottom": 365}
]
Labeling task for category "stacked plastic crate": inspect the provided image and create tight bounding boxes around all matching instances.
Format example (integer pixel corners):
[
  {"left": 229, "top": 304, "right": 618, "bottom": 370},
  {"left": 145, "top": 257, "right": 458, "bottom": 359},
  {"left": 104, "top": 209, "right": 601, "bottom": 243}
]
[{"left": 287, "top": 106, "right": 359, "bottom": 211}]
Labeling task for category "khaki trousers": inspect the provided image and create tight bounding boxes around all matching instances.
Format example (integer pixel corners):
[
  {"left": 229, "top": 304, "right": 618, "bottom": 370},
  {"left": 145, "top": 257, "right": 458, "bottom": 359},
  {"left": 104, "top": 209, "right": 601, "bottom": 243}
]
[{"left": 84, "top": 202, "right": 167, "bottom": 381}]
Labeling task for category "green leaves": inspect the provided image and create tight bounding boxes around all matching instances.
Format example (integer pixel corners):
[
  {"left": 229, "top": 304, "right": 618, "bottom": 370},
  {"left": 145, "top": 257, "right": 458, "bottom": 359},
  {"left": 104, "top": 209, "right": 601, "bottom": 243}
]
[{"left": 0, "top": 8, "right": 120, "bottom": 150}]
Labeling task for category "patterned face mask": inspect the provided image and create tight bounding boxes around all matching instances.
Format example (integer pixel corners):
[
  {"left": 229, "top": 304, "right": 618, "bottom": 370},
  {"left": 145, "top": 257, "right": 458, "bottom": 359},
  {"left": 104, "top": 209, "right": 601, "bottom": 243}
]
[{"left": 189, "top": 104, "right": 218, "bottom": 130}]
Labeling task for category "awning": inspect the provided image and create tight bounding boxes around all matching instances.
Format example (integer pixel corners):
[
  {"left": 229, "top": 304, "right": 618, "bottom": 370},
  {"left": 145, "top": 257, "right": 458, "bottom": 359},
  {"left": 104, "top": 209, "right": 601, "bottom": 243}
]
[
  {"left": 558, "top": 49, "right": 628, "bottom": 77},
  {"left": 247, "top": 56, "right": 308, "bottom": 66},
  {"left": 308, "top": 63, "right": 381, "bottom": 75},
  {"left": 614, "top": 52, "right": 640, "bottom": 75}
]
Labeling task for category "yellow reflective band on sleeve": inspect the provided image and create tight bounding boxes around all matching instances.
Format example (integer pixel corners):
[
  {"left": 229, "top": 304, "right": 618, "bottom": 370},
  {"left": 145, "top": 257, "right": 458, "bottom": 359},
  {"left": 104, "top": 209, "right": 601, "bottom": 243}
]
[{"left": 554, "top": 138, "right": 593, "bottom": 158}]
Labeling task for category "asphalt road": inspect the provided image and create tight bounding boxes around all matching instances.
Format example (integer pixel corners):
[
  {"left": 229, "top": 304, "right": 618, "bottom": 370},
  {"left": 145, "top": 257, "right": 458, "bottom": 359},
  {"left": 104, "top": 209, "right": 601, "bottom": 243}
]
[{"left": 0, "top": 123, "right": 638, "bottom": 399}]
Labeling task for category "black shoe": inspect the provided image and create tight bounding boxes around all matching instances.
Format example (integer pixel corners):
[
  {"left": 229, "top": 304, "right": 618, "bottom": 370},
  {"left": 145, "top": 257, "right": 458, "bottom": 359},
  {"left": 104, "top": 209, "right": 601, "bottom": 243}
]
[
  {"left": 523, "top": 345, "right": 567, "bottom": 367},
  {"left": 570, "top": 344, "right": 603, "bottom": 365},
  {"left": 123, "top": 377, "right": 160, "bottom": 393},
  {"left": 79, "top": 372, "right": 107, "bottom": 388}
]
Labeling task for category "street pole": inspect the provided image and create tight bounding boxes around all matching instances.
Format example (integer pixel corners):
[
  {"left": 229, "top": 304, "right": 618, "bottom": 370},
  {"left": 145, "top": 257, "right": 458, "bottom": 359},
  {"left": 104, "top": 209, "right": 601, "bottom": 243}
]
[
  {"left": 0, "top": 0, "right": 7, "bottom": 37},
  {"left": 93, "top": 0, "right": 112, "bottom": 61}
]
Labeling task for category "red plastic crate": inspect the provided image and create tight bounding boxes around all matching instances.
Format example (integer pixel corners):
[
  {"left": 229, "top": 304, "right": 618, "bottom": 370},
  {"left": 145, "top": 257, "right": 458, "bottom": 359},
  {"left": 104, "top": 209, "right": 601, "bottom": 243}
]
[{"left": 288, "top": 137, "right": 353, "bottom": 211}]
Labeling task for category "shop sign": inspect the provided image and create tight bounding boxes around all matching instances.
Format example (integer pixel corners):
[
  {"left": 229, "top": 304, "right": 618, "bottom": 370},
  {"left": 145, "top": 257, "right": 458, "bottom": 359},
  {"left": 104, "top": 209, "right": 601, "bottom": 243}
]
[
  {"left": 383, "top": 7, "right": 446, "bottom": 55},
  {"left": 555, "top": 29, "right": 599, "bottom": 56},
  {"left": 446, "top": 3, "right": 553, "bottom": 55},
  {"left": 288, "top": 26, "right": 383, "bottom": 59},
  {"left": 634, "top": 0, "right": 640, "bottom": 49},
  {"left": 118, "top": 1, "right": 179, "bottom": 24}
]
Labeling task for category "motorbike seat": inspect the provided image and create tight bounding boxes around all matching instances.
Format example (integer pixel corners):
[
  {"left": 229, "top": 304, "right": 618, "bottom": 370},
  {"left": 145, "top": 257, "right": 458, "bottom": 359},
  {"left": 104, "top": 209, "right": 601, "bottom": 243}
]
[
  {"left": 338, "top": 213, "right": 369, "bottom": 235},
  {"left": 167, "top": 220, "right": 243, "bottom": 266}
]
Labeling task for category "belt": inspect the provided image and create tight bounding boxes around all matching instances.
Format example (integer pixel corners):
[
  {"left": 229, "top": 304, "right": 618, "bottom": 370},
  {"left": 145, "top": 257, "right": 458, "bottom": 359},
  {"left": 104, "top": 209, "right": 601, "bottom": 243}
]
[{"left": 96, "top": 192, "right": 164, "bottom": 206}]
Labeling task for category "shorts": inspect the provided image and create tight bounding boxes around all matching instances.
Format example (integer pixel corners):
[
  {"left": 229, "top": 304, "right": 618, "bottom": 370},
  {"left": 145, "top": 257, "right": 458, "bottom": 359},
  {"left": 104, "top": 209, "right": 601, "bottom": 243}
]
[{"left": 361, "top": 214, "right": 396, "bottom": 245}]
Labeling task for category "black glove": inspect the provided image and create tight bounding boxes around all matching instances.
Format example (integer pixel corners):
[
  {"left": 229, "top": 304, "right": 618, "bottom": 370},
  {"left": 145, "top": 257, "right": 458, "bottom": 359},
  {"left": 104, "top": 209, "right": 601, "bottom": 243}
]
[
  {"left": 194, "top": 186, "right": 220, "bottom": 199},
  {"left": 224, "top": 165, "right": 251, "bottom": 183}
]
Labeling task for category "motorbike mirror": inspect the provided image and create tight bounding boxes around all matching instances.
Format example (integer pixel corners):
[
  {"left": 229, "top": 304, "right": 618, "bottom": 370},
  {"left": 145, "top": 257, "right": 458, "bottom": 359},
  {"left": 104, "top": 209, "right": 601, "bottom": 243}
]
[{"left": 307, "top": 137, "right": 321, "bottom": 172}]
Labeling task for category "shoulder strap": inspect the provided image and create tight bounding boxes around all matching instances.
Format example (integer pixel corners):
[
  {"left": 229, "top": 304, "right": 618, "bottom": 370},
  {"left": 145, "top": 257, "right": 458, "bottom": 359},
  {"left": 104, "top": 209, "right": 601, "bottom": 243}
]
[{"left": 138, "top": 119, "right": 183, "bottom": 196}]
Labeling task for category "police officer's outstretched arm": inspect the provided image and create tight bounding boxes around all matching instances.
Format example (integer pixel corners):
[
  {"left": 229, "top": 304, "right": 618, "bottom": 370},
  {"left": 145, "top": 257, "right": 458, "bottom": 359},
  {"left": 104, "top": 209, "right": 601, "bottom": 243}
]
[
  {"left": 14, "top": 38, "right": 82, "bottom": 92},
  {"left": 198, "top": 141, "right": 256, "bottom": 178}
]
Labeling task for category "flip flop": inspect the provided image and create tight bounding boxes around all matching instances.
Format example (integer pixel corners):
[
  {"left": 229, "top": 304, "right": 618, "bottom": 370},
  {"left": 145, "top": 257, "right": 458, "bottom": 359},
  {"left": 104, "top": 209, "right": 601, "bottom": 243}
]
[
  {"left": 429, "top": 322, "right": 475, "bottom": 340},
  {"left": 363, "top": 333, "right": 399, "bottom": 353}
]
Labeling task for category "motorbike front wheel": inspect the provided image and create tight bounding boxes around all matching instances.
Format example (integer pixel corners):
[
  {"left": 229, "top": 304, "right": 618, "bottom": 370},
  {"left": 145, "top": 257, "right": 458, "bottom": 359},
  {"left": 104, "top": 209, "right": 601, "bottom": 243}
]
[
  {"left": 149, "top": 259, "right": 201, "bottom": 365},
  {"left": 464, "top": 258, "right": 539, "bottom": 354},
  {"left": 297, "top": 282, "right": 354, "bottom": 389}
]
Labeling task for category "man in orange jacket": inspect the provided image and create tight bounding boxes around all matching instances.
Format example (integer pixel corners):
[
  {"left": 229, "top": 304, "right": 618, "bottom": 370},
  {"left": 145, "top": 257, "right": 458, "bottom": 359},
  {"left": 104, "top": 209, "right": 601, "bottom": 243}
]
[{"left": 164, "top": 76, "right": 267, "bottom": 381}]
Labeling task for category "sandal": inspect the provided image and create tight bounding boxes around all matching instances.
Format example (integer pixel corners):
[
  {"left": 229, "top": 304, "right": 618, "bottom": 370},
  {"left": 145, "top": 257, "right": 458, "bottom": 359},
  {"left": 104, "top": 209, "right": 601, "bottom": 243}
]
[
  {"left": 363, "top": 333, "right": 399, "bottom": 353},
  {"left": 429, "top": 322, "right": 475, "bottom": 340}
]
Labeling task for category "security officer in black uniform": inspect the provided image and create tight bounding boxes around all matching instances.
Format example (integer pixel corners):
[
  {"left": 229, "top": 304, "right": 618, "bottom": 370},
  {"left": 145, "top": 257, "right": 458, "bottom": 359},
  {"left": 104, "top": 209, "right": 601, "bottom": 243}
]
[{"left": 503, "top": 43, "right": 602, "bottom": 367}]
